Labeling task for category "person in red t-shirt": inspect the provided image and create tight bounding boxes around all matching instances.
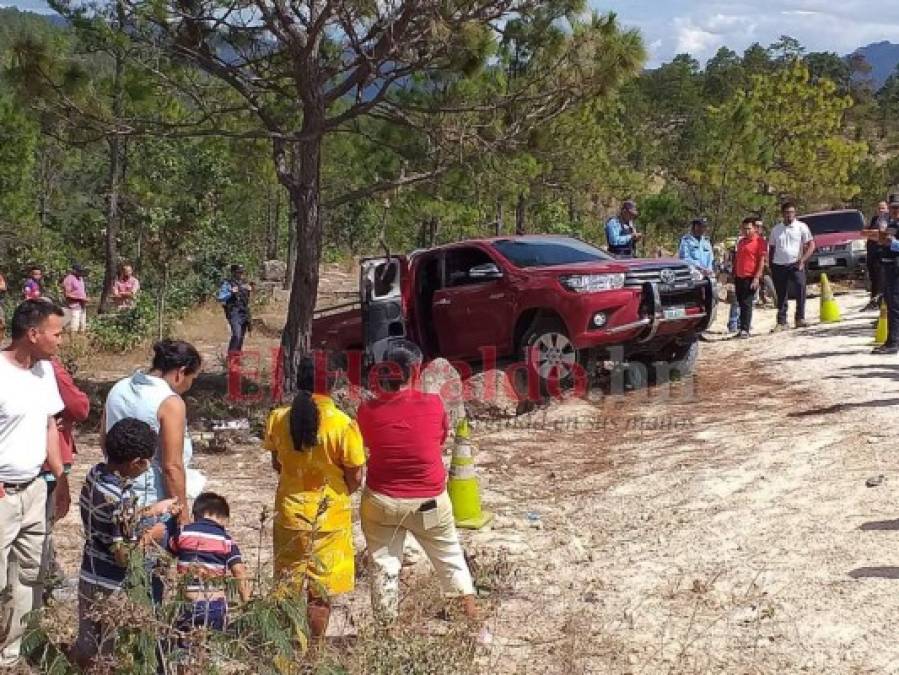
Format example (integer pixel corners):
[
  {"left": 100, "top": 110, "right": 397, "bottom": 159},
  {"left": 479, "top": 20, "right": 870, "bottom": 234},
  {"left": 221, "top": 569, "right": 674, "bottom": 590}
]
[
  {"left": 357, "top": 342, "right": 483, "bottom": 636},
  {"left": 733, "top": 217, "right": 768, "bottom": 338},
  {"left": 41, "top": 358, "right": 90, "bottom": 586}
]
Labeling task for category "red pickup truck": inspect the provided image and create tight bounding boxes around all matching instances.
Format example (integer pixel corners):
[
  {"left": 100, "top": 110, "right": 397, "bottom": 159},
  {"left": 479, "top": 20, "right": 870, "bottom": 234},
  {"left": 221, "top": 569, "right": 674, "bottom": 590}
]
[{"left": 311, "top": 235, "right": 716, "bottom": 389}]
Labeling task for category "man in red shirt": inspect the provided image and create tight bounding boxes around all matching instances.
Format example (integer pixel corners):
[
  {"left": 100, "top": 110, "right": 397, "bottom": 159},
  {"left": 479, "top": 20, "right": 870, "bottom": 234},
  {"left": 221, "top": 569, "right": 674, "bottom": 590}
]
[
  {"left": 357, "top": 342, "right": 482, "bottom": 635},
  {"left": 733, "top": 217, "right": 768, "bottom": 338},
  {"left": 41, "top": 359, "right": 90, "bottom": 587}
]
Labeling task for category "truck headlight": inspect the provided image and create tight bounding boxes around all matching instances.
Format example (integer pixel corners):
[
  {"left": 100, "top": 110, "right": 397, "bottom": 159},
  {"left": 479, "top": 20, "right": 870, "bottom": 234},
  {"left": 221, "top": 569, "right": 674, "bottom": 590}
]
[
  {"left": 560, "top": 274, "right": 625, "bottom": 293},
  {"left": 850, "top": 239, "right": 866, "bottom": 252},
  {"left": 689, "top": 266, "right": 704, "bottom": 282}
]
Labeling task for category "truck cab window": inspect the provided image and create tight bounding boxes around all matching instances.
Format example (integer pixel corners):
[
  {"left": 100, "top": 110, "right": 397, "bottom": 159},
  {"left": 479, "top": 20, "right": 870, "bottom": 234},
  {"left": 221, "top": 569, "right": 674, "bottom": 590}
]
[
  {"left": 445, "top": 248, "right": 496, "bottom": 287},
  {"left": 371, "top": 260, "right": 399, "bottom": 298}
]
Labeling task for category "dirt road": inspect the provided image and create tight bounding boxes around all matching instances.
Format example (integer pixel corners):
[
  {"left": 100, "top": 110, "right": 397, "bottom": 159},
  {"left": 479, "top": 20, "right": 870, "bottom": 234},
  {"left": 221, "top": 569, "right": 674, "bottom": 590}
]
[
  {"left": 472, "top": 290, "right": 899, "bottom": 673},
  {"left": 55, "top": 284, "right": 899, "bottom": 673}
]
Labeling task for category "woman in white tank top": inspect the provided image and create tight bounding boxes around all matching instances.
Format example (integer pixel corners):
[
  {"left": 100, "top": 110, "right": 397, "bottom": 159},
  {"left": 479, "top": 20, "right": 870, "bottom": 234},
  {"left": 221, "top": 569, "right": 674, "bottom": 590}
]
[{"left": 102, "top": 340, "right": 201, "bottom": 523}]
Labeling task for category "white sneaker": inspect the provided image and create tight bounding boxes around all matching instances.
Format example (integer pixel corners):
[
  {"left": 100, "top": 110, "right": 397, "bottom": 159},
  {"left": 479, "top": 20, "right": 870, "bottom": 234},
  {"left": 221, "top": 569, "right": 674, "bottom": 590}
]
[{"left": 476, "top": 625, "right": 494, "bottom": 646}]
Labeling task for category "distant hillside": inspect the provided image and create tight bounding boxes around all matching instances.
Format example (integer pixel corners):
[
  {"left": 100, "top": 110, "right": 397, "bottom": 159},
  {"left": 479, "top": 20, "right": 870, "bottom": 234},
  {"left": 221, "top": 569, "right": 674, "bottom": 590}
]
[
  {"left": 852, "top": 41, "right": 899, "bottom": 89},
  {"left": 0, "top": 7, "right": 63, "bottom": 56}
]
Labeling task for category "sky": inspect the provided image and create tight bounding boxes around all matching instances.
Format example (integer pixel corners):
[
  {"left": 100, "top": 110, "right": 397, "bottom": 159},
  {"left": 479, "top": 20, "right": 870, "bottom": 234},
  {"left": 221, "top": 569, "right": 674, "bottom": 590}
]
[
  {"left": 595, "top": 0, "right": 899, "bottom": 66},
  {"left": 3, "top": 0, "right": 899, "bottom": 67}
]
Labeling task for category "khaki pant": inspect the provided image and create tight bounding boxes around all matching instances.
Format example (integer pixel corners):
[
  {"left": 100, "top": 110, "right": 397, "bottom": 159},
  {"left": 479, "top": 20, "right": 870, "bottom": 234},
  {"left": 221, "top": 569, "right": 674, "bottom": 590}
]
[
  {"left": 360, "top": 489, "right": 474, "bottom": 623},
  {"left": 0, "top": 479, "right": 47, "bottom": 665},
  {"left": 65, "top": 306, "right": 87, "bottom": 333}
]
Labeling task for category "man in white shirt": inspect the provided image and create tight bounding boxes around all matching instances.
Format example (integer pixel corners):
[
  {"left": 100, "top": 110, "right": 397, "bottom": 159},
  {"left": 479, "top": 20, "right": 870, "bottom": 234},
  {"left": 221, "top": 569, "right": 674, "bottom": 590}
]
[
  {"left": 768, "top": 202, "right": 816, "bottom": 331},
  {"left": 0, "top": 300, "right": 69, "bottom": 666}
]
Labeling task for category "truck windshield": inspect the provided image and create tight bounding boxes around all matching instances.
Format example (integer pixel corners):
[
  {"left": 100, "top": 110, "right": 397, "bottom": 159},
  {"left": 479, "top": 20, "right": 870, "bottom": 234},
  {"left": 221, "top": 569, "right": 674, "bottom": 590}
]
[
  {"left": 802, "top": 211, "right": 865, "bottom": 236},
  {"left": 491, "top": 238, "right": 612, "bottom": 268}
]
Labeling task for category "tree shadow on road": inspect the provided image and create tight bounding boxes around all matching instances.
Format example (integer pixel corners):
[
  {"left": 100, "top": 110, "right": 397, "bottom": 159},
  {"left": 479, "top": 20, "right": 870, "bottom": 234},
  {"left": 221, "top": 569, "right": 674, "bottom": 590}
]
[
  {"left": 859, "top": 519, "right": 899, "bottom": 531},
  {"left": 848, "top": 567, "right": 899, "bottom": 579},
  {"left": 824, "top": 370, "right": 899, "bottom": 380},
  {"left": 770, "top": 350, "right": 870, "bottom": 362},
  {"left": 788, "top": 398, "right": 899, "bottom": 417},
  {"left": 792, "top": 324, "right": 879, "bottom": 340}
]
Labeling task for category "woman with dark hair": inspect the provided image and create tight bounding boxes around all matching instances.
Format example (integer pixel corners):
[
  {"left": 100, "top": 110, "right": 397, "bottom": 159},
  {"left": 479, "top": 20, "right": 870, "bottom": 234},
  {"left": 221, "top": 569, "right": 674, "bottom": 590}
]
[
  {"left": 263, "top": 358, "right": 365, "bottom": 638},
  {"left": 102, "top": 339, "right": 202, "bottom": 525},
  {"left": 357, "top": 342, "right": 482, "bottom": 635}
]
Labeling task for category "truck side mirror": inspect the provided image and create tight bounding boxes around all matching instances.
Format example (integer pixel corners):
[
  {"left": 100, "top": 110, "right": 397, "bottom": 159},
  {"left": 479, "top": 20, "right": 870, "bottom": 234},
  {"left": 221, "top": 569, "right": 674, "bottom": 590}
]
[{"left": 468, "top": 263, "right": 503, "bottom": 280}]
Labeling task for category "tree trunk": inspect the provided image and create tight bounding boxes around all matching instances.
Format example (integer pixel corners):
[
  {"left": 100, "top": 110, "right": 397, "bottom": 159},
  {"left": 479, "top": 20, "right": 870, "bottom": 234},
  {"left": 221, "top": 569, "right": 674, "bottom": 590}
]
[
  {"left": 284, "top": 207, "right": 297, "bottom": 291},
  {"left": 495, "top": 198, "right": 503, "bottom": 236},
  {"left": 99, "top": 142, "right": 124, "bottom": 314},
  {"left": 38, "top": 145, "right": 51, "bottom": 230},
  {"left": 515, "top": 192, "right": 526, "bottom": 235},
  {"left": 266, "top": 187, "right": 281, "bottom": 260},
  {"left": 98, "top": 0, "right": 126, "bottom": 314},
  {"left": 280, "top": 135, "right": 323, "bottom": 394},
  {"left": 427, "top": 216, "right": 439, "bottom": 247},
  {"left": 568, "top": 193, "right": 578, "bottom": 225}
]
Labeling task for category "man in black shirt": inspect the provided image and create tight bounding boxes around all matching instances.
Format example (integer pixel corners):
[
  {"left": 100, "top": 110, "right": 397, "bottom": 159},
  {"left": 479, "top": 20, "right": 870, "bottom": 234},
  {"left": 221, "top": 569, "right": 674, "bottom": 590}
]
[
  {"left": 866, "top": 200, "right": 889, "bottom": 311},
  {"left": 873, "top": 196, "right": 899, "bottom": 354}
]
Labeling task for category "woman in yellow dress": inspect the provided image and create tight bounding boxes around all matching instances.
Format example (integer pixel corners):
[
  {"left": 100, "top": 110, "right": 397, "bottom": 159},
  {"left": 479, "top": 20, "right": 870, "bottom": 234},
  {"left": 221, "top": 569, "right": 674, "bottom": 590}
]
[{"left": 263, "top": 359, "right": 365, "bottom": 637}]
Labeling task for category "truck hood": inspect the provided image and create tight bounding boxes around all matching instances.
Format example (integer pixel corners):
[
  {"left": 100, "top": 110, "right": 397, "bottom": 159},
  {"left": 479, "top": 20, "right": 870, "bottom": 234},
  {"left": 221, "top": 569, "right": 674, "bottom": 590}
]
[
  {"left": 812, "top": 231, "right": 864, "bottom": 247},
  {"left": 519, "top": 257, "right": 690, "bottom": 277}
]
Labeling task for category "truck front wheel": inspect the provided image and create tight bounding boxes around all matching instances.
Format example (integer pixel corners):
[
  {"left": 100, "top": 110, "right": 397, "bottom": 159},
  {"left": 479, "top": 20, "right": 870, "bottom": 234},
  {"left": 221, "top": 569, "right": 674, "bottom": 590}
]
[
  {"left": 521, "top": 319, "right": 582, "bottom": 391},
  {"left": 655, "top": 338, "right": 699, "bottom": 381}
]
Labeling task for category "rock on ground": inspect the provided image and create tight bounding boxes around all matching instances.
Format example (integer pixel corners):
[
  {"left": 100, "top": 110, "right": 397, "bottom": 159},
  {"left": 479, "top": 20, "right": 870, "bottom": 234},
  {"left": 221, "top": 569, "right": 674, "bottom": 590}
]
[
  {"left": 464, "top": 369, "right": 521, "bottom": 419},
  {"left": 262, "top": 259, "right": 287, "bottom": 282},
  {"left": 421, "top": 358, "right": 467, "bottom": 428}
]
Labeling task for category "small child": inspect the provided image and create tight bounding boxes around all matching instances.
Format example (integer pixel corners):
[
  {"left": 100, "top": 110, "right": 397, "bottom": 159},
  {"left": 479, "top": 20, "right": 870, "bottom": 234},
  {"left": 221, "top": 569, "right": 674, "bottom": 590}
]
[
  {"left": 167, "top": 492, "right": 250, "bottom": 636},
  {"left": 72, "top": 418, "right": 179, "bottom": 668}
]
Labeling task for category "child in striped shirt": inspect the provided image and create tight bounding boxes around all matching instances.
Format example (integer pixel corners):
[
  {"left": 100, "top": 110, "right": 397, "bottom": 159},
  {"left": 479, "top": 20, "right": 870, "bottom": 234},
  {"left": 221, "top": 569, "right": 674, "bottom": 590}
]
[
  {"left": 71, "top": 418, "right": 180, "bottom": 668},
  {"left": 166, "top": 492, "right": 250, "bottom": 636}
]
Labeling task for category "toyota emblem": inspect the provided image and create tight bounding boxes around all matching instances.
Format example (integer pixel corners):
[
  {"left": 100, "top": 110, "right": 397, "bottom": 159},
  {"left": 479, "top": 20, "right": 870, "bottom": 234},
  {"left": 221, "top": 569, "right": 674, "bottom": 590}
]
[{"left": 660, "top": 268, "right": 676, "bottom": 284}]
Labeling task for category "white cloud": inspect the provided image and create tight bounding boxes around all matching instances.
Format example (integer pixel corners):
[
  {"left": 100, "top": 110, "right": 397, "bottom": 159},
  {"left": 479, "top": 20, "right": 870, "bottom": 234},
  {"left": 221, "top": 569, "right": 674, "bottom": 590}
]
[
  {"left": 673, "top": 18, "right": 721, "bottom": 57},
  {"left": 594, "top": 0, "right": 899, "bottom": 66}
]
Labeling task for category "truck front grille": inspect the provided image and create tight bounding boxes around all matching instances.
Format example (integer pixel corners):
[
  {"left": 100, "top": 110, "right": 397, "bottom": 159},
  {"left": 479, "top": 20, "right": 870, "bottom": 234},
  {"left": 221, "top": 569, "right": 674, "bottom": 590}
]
[{"left": 624, "top": 266, "right": 695, "bottom": 290}]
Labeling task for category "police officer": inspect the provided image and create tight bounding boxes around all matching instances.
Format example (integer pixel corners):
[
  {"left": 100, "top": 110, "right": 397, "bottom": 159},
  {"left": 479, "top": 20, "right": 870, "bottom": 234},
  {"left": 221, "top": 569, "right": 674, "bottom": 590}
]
[
  {"left": 217, "top": 263, "right": 252, "bottom": 353},
  {"left": 605, "top": 200, "right": 642, "bottom": 257},
  {"left": 678, "top": 217, "right": 714, "bottom": 277},
  {"left": 873, "top": 195, "right": 899, "bottom": 355},
  {"left": 866, "top": 200, "right": 889, "bottom": 311}
]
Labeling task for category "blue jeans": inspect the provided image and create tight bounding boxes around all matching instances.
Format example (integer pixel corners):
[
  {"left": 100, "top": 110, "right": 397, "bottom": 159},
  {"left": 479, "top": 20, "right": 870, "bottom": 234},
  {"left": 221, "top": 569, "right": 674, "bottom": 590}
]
[
  {"left": 226, "top": 312, "right": 248, "bottom": 353},
  {"left": 727, "top": 299, "right": 739, "bottom": 332},
  {"left": 178, "top": 598, "right": 227, "bottom": 632}
]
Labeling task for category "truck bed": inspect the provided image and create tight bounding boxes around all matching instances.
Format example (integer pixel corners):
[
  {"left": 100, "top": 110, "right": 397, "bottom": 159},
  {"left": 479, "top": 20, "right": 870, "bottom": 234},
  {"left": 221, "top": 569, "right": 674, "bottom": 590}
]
[{"left": 311, "top": 301, "right": 363, "bottom": 352}]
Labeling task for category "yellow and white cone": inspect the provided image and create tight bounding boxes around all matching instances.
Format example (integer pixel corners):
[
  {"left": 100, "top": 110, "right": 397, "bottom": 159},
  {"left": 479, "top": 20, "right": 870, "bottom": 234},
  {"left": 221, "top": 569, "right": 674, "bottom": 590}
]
[
  {"left": 819, "top": 273, "right": 841, "bottom": 323},
  {"left": 447, "top": 419, "right": 493, "bottom": 530},
  {"left": 875, "top": 301, "right": 888, "bottom": 345}
]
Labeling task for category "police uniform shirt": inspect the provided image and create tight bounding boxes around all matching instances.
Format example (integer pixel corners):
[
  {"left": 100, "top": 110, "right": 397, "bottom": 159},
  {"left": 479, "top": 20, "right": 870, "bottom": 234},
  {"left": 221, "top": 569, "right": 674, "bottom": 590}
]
[{"left": 678, "top": 233, "right": 713, "bottom": 270}]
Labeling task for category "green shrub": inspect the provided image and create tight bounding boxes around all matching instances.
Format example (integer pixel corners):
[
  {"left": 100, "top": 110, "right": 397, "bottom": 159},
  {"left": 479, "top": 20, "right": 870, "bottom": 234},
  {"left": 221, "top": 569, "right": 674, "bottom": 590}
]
[
  {"left": 89, "top": 295, "right": 157, "bottom": 352},
  {"left": 26, "top": 506, "right": 314, "bottom": 675}
]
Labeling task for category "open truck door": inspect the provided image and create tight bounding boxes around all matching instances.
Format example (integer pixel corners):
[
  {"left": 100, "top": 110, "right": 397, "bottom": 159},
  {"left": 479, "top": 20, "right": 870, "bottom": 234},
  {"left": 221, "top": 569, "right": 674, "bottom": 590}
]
[{"left": 360, "top": 256, "right": 409, "bottom": 365}]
